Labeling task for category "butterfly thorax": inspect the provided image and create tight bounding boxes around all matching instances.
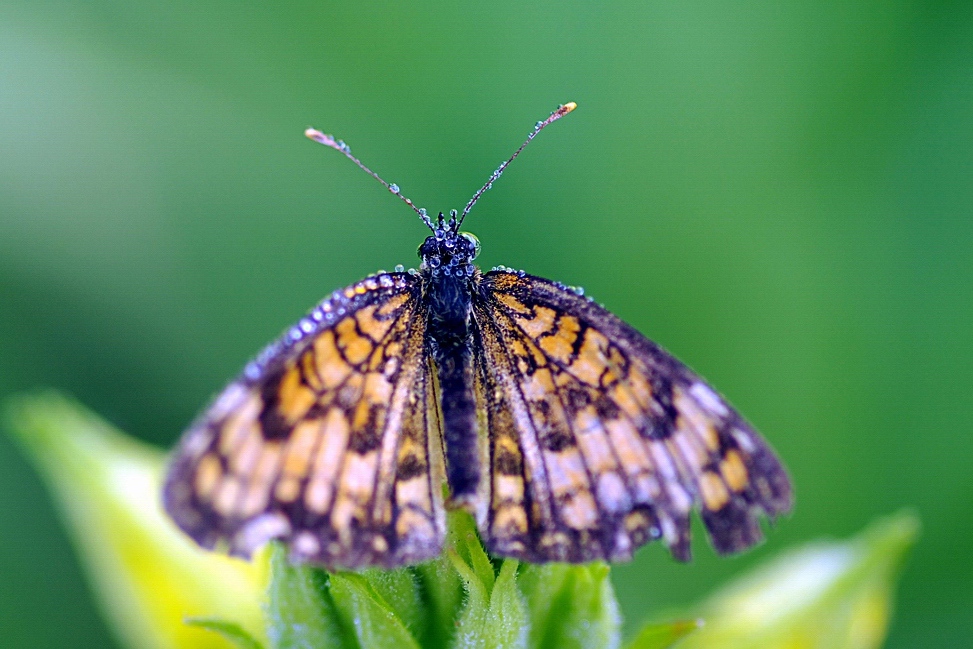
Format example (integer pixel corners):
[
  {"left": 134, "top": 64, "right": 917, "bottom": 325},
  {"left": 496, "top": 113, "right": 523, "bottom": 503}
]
[{"left": 418, "top": 227, "right": 482, "bottom": 349}]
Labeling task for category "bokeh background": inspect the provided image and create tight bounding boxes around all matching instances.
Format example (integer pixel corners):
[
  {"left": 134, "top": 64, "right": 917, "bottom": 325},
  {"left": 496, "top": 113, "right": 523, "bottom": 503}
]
[{"left": 1, "top": 1, "right": 971, "bottom": 647}]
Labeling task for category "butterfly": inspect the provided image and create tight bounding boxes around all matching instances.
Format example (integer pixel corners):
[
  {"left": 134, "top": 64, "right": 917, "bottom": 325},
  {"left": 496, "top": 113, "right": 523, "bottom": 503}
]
[{"left": 163, "top": 102, "right": 792, "bottom": 570}]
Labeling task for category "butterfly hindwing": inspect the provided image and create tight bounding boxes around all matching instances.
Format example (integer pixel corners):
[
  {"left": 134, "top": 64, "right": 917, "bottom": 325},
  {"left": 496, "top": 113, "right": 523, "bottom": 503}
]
[
  {"left": 473, "top": 270, "right": 792, "bottom": 562},
  {"left": 163, "top": 272, "right": 448, "bottom": 570}
]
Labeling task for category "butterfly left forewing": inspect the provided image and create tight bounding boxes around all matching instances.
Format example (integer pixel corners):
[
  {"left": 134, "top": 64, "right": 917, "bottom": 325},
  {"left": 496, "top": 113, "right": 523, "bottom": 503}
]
[
  {"left": 163, "top": 272, "right": 447, "bottom": 570},
  {"left": 474, "top": 270, "right": 792, "bottom": 563}
]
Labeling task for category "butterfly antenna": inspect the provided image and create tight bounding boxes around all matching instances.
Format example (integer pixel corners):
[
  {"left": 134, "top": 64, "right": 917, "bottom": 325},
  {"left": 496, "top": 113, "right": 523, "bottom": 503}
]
[
  {"left": 305, "top": 127, "right": 436, "bottom": 232},
  {"left": 457, "top": 101, "right": 577, "bottom": 228}
]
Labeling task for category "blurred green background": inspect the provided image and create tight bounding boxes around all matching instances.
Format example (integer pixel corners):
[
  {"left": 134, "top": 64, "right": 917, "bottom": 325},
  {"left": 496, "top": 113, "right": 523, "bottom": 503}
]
[{"left": 1, "top": 1, "right": 970, "bottom": 647}]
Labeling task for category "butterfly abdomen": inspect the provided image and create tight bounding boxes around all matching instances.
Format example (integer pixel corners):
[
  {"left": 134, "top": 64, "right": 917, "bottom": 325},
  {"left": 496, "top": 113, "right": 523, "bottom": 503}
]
[{"left": 426, "top": 273, "right": 483, "bottom": 504}]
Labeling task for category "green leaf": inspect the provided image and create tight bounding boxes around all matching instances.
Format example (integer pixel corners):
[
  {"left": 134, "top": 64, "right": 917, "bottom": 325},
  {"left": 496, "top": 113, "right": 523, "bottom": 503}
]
[
  {"left": 519, "top": 562, "right": 621, "bottom": 649},
  {"left": 488, "top": 560, "right": 530, "bottom": 649},
  {"left": 414, "top": 552, "right": 464, "bottom": 647},
  {"left": 623, "top": 619, "right": 702, "bottom": 649},
  {"left": 448, "top": 549, "right": 493, "bottom": 648},
  {"left": 329, "top": 572, "right": 422, "bottom": 649},
  {"left": 361, "top": 567, "right": 426, "bottom": 640},
  {"left": 450, "top": 510, "right": 497, "bottom": 595},
  {"left": 449, "top": 552, "right": 528, "bottom": 649},
  {"left": 3, "top": 391, "right": 268, "bottom": 649},
  {"left": 186, "top": 618, "right": 266, "bottom": 649},
  {"left": 676, "top": 511, "right": 920, "bottom": 649},
  {"left": 265, "top": 544, "right": 347, "bottom": 649},
  {"left": 437, "top": 509, "right": 533, "bottom": 649}
]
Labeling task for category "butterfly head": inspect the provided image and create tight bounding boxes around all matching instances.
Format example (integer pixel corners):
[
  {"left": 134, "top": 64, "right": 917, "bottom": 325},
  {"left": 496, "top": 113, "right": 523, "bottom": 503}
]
[{"left": 418, "top": 211, "right": 481, "bottom": 277}]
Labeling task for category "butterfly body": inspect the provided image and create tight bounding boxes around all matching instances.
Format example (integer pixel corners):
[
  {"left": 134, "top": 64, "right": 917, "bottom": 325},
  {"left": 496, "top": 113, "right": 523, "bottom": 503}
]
[
  {"left": 421, "top": 229, "right": 483, "bottom": 507},
  {"left": 163, "top": 104, "right": 792, "bottom": 570}
]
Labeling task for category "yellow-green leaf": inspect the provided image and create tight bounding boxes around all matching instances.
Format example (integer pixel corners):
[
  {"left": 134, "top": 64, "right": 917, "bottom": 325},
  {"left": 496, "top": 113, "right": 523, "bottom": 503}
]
[
  {"left": 3, "top": 391, "right": 268, "bottom": 649},
  {"left": 186, "top": 618, "right": 266, "bottom": 649},
  {"left": 677, "top": 511, "right": 919, "bottom": 649},
  {"left": 623, "top": 619, "right": 702, "bottom": 649}
]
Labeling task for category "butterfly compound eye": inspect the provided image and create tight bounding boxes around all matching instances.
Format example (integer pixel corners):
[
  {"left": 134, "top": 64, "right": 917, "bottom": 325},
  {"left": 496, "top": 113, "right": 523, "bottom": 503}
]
[
  {"left": 418, "top": 236, "right": 438, "bottom": 259},
  {"left": 460, "top": 232, "right": 481, "bottom": 260}
]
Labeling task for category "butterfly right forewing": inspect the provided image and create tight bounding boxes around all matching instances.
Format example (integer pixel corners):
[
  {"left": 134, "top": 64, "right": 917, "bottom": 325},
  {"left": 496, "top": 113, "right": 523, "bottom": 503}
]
[{"left": 472, "top": 270, "right": 792, "bottom": 563}]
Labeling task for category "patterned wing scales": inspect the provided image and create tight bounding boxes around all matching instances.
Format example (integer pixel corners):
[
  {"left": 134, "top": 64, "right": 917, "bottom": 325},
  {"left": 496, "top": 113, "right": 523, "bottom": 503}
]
[
  {"left": 163, "top": 272, "right": 447, "bottom": 570},
  {"left": 473, "top": 270, "right": 792, "bottom": 563}
]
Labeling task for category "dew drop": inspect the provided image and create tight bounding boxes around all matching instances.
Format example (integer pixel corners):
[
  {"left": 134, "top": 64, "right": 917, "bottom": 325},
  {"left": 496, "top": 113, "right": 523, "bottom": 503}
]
[
  {"left": 389, "top": 183, "right": 400, "bottom": 194},
  {"left": 394, "top": 264, "right": 405, "bottom": 273}
]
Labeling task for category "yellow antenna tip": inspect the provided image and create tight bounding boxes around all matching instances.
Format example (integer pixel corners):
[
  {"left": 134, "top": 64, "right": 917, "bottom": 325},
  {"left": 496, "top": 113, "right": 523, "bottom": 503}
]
[
  {"left": 563, "top": 101, "right": 577, "bottom": 113},
  {"left": 305, "top": 127, "right": 327, "bottom": 142}
]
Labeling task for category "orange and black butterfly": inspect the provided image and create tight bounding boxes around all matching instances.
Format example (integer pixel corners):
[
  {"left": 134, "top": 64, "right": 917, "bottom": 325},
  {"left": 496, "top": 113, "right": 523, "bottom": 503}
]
[{"left": 163, "top": 103, "right": 792, "bottom": 570}]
